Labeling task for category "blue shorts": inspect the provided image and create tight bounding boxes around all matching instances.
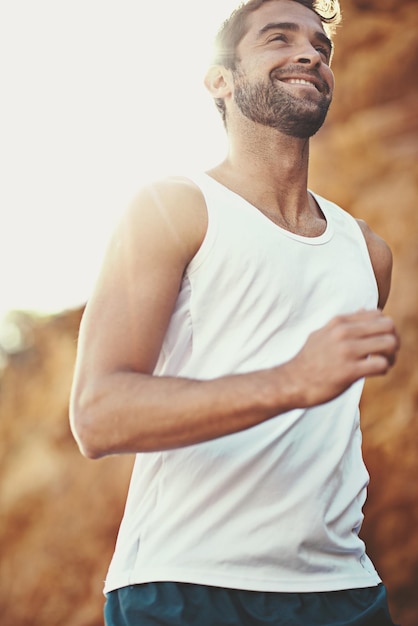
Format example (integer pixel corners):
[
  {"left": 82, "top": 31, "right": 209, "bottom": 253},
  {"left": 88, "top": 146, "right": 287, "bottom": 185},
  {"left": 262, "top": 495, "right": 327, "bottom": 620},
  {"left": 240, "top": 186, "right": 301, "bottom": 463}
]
[{"left": 104, "top": 582, "right": 398, "bottom": 626}]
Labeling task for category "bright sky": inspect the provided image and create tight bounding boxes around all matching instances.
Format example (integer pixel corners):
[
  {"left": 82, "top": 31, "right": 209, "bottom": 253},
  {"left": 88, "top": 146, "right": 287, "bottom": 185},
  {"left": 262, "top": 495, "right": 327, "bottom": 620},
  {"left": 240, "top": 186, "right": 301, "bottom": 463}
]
[{"left": 1, "top": 1, "right": 240, "bottom": 321}]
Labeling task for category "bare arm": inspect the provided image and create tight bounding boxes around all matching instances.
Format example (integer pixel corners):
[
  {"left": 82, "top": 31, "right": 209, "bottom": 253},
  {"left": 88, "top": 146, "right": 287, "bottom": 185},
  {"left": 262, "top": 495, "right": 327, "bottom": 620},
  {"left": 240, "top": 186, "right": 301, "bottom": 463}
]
[
  {"left": 70, "top": 181, "right": 399, "bottom": 458},
  {"left": 356, "top": 218, "right": 393, "bottom": 310}
]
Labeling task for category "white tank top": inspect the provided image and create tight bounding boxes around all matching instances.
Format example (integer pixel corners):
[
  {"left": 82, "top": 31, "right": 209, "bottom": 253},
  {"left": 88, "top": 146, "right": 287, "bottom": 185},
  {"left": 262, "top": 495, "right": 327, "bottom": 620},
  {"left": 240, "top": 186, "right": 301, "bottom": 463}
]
[{"left": 104, "top": 174, "right": 381, "bottom": 594}]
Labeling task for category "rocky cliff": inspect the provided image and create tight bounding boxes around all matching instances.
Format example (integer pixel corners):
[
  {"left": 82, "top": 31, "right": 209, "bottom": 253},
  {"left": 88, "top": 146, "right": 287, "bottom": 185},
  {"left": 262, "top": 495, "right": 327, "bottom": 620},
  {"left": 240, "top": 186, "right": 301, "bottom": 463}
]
[{"left": 1, "top": 1, "right": 417, "bottom": 624}]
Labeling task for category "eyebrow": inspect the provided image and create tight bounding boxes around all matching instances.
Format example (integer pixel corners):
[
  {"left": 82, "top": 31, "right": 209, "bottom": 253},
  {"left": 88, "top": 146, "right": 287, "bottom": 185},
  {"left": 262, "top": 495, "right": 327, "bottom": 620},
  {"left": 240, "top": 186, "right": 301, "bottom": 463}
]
[{"left": 257, "top": 21, "right": 333, "bottom": 52}]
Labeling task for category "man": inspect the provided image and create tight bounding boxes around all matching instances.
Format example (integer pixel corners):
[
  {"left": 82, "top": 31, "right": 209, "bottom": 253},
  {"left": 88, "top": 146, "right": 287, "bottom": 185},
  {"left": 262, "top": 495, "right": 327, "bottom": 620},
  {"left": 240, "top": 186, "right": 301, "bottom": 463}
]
[{"left": 70, "top": 1, "right": 400, "bottom": 624}]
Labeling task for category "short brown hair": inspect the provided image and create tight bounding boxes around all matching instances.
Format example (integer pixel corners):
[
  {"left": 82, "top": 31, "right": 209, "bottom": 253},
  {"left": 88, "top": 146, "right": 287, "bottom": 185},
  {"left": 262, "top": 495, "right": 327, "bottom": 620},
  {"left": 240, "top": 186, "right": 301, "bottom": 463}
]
[{"left": 213, "top": 0, "right": 341, "bottom": 69}]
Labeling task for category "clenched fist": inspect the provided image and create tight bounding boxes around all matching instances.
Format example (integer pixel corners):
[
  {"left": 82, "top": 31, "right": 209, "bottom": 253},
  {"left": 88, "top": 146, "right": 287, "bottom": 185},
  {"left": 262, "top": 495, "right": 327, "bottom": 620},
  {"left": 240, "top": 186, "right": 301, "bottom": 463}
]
[{"left": 284, "top": 309, "right": 400, "bottom": 408}]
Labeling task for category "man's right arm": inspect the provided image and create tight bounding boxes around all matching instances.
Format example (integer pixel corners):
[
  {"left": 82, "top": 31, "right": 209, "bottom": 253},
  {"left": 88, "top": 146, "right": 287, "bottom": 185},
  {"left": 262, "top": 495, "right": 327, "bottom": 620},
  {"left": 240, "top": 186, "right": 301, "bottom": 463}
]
[{"left": 70, "top": 179, "right": 399, "bottom": 459}]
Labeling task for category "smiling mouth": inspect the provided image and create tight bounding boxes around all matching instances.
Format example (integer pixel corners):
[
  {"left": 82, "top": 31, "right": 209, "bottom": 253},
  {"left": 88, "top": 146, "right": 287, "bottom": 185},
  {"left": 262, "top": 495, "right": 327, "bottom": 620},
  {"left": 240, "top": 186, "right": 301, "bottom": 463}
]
[{"left": 280, "top": 78, "right": 319, "bottom": 91}]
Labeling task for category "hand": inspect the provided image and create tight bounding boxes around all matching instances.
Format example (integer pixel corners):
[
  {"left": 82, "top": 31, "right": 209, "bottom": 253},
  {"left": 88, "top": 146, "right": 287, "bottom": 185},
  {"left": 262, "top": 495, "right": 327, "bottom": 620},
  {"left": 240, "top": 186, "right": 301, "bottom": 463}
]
[{"left": 287, "top": 309, "right": 400, "bottom": 408}]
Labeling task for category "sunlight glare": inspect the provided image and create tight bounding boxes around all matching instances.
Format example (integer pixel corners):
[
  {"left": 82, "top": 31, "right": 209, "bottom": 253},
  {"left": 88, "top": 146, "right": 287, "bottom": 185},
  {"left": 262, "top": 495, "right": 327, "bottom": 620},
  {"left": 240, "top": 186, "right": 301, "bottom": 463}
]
[{"left": 1, "top": 0, "right": 240, "bottom": 319}]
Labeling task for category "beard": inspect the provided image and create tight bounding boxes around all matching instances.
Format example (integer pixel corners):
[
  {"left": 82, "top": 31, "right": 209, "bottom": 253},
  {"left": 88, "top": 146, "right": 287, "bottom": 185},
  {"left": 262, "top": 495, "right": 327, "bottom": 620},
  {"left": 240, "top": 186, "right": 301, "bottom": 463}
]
[{"left": 232, "top": 66, "right": 332, "bottom": 138}]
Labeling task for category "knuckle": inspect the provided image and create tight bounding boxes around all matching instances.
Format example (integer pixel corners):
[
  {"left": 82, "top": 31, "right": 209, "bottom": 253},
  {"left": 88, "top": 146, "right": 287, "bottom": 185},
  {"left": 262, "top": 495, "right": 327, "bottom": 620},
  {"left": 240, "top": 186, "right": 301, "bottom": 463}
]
[
  {"left": 372, "top": 354, "right": 390, "bottom": 373},
  {"left": 385, "top": 334, "right": 399, "bottom": 351},
  {"left": 329, "top": 314, "right": 346, "bottom": 327},
  {"left": 332, "top": 324, "right": 350, "bottom": 342}
]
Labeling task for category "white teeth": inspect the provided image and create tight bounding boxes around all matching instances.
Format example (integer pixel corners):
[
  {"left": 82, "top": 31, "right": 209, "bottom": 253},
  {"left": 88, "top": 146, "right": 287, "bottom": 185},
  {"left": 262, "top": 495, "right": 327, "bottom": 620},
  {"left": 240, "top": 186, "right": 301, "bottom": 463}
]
[{"left": 287, "top": 78, "right": 314, "bottom": 86}]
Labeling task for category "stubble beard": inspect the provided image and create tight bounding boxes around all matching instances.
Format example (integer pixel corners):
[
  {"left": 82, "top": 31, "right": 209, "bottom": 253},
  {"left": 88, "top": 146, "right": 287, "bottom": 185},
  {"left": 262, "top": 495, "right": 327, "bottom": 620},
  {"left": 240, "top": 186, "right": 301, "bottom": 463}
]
[{"left": 232, "top": 67, "right": 332, "bottom": 139}]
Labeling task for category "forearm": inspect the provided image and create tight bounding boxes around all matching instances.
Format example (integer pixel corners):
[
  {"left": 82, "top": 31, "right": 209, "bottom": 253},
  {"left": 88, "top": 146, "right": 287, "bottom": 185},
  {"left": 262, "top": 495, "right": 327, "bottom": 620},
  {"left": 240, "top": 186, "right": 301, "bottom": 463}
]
[
  {"left": 70, "top": 309, "right": 399, "bottom": 459},
  {"left": 70, "top": 366, "right": 297, "bottom": 458}
]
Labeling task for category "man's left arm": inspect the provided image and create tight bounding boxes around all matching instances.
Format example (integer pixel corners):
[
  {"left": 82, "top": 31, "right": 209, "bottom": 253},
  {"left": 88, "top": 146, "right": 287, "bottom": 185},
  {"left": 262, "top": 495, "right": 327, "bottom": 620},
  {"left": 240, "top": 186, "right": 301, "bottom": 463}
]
[{"left": 356, "top": 218, "right": 393, "bottom": 310}]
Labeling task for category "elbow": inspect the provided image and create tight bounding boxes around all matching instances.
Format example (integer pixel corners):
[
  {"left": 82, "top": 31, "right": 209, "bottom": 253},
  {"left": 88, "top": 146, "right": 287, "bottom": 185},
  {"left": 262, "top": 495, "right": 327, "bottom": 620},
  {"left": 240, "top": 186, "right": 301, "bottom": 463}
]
[
  {"left": 70, "top": 409, "right": 104, "bottom": 460},
  {"left": 69, "top": 389, "right": 108, "bottom": 460},
  {"left": 77, "top": 435, "right": 104, "bottom": 461}
]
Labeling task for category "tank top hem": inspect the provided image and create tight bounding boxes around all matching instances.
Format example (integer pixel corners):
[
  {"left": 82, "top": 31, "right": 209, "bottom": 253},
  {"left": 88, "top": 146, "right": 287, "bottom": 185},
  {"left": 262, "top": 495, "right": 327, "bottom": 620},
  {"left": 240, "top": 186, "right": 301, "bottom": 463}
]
[{"left": 104, "top": 566, "right": 381, "bottom": 595}]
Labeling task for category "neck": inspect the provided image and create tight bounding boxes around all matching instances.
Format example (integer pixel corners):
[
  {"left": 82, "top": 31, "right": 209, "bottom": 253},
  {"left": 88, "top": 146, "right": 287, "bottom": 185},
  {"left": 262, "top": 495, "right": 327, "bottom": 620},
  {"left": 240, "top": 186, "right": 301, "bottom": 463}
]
[{"left": 209, "top": 122, "right": 313, "bottom": 221}]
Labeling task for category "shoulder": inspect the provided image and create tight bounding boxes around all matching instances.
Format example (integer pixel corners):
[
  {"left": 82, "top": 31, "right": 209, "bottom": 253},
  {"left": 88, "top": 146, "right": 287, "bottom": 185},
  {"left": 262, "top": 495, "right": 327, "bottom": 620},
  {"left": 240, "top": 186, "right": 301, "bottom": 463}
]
[
  {"left": 128, "top": 176, "right": 207, "bottom": 231},
  {"left": 120, "top": 176, "right": 208, "bottom": 266},
  {"left": 78, "top": 177, "right": 209, "bottom": 374},
  {"left": 135, "top": 175, "right": 206, "bottom": 209},
  {"left": 356, "top": 218, "right": 393, "bottom": 309}
]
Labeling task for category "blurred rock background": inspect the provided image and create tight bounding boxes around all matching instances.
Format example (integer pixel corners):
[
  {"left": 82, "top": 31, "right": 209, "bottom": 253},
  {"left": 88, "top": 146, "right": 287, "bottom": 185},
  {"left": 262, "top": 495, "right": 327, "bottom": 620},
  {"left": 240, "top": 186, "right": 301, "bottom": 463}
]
[{"left": 1, "top": 0, "right": 417, "bottom": 624}]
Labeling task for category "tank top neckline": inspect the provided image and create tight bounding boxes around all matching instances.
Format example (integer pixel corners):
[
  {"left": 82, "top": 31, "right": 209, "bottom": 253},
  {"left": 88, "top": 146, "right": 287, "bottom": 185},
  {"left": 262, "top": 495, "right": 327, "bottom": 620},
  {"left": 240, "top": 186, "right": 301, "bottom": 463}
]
[{"left": 202, "top": 172, "right": 334, "bottom": 246}]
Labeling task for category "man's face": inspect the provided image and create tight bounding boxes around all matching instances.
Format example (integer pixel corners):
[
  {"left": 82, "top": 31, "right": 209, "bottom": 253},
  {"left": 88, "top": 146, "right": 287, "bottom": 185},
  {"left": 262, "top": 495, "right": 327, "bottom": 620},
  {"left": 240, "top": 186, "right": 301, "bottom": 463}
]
[{"left": 231, "top": 0, "right": 335, "bottom": 137}]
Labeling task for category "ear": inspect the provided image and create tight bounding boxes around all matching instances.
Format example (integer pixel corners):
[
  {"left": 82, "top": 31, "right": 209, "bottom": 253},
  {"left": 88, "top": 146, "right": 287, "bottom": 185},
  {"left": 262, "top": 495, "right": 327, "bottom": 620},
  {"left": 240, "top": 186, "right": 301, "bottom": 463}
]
[{"left": 204, "top": 64, "right": 233, "bottom": 100}]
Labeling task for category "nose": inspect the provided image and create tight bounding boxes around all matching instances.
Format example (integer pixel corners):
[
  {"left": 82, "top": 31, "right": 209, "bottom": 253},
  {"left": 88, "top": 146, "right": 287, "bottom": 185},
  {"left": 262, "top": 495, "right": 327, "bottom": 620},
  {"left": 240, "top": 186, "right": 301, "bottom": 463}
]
[{"left": 294, "top": 43, "right": 322, "bottom": 67}]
